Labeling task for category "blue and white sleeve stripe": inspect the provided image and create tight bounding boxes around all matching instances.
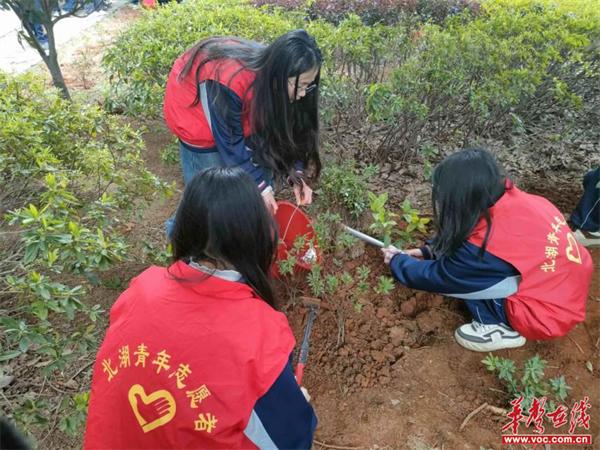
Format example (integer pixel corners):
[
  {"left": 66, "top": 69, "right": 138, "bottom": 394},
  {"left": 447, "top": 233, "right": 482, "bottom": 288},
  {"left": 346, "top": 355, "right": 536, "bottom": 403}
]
[
  {"left": 244, "top": 361, "right": 317, "bottom": 450},
  {"left": 204, "top": 80, "right": 267, "bottom": 189},
  {"left": 389, "top": 241, "right": 520, "bottom": 300}
]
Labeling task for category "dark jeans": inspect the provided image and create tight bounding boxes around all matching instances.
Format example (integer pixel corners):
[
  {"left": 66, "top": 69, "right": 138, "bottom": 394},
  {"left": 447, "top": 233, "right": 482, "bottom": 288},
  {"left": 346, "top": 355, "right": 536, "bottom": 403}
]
[
  {"left": 29, "top": 22, "right": 47, "bottom": 44},
  {"left": 63, "top": 0, "right": 108, "bottom": 13},
  {"left": 164, "top": 141, "right": 225, "bottom": 237},
  {"left": 27, "top": 0, "right": 47, "bottom": 44},
  {"left": 165, "top": 140, "right": 274, "bottom": 239},
  {"left": 571, "top": 167, "right": 600, "bottom": 232},
  {"left": 464, "top": 298, "right": 510, "bottom": 326}
]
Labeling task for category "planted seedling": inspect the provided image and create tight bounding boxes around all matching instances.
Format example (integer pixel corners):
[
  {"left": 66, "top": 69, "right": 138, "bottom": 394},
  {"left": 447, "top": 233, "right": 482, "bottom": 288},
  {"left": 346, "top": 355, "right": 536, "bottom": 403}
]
[
  {"left": 368, "top": 191, "right": 397, "bottom": 246},
  {"left": 307, "top": 264, "right": 325, "bottom": 298},
  {"left": 375, "top": 276, "right": 395, "bottom": 295},
  {"left": 397, "top": 199, "right": 430, "bottom": 247},
  {"left": 482, "top": 354, "right": 571, "bottom": 411}
]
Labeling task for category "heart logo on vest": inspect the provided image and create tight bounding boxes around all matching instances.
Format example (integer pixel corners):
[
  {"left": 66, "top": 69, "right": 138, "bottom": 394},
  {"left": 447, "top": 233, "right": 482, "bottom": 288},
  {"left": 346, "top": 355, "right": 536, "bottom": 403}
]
[
  {"left": 565, "top": 232, "right": 582, "bottom": 264},
  {"left": 128, "top": 384, "right": 177, "bottom": 433}
]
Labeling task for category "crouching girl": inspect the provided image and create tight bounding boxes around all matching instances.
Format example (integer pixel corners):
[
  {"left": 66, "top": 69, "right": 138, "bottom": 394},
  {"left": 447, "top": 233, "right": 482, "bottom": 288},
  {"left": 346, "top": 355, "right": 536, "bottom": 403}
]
[
  {"left": 382, "top": 148, "right": 593, "bottom": 352},
  {"left": 85, "top": 168, "right": 316, "bottom": 449}
]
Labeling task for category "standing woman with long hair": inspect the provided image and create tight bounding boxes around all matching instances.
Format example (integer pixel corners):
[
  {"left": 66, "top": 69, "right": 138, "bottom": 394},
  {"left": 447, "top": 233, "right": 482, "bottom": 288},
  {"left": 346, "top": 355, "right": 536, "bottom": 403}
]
[
  {"left": 163, "top": 30, "right": 322, "bottom": 223},
  {"left": 382, "top": 148, "right": 593, "bottom": 352},
  {"left": 84, "top": 168, "right": 317, "bottom": 449}
]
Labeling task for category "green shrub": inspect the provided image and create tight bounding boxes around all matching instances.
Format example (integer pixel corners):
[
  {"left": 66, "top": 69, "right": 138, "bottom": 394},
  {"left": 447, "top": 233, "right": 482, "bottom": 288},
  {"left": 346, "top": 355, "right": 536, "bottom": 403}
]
[
  {"left": 415, "top": 0, "right": 480, "bottom": 24},
  {"left": 254, "top": 0, "right": 416, "bottom": 25},
  {"left": 397, "top": 199, "right": 430, "bottom": 247},
  {"left": 307, "top": 15, "right": 410, "bottom": 83},
  {"left": 307, "top": 16, "right": 410, "bottom": 139},
  {"left": 368, "top": 191, "right": 398, "bottom": 246},
  {"left": 367, "top": 0, "right": 600, "bottom": 156},
  {"left": 253, "top": 0, "right": 480, "bottom": 26},
  {"left": 103, "top": 0, "right": 411, "bottom": 119},
  {"left": 103, "top": 0, "right": 298, "bottom": 116},
  {"left": 368, "top": 192, "right": 429, "bottom": 247},
  {"left": 312, "top": 211, "right": 342, "bottom": 253},
  {"left": 0, "top": 71, "right": 170, "bottom": 441},
  {"left": 316, "top": 160, "right": 378, "bottom": 220}
]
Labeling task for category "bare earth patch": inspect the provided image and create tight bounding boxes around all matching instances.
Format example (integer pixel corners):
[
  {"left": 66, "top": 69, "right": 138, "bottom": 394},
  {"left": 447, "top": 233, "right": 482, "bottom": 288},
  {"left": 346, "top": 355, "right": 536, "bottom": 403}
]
[{"left": 37, "top": 9, "right": 600, "bottom": 448}]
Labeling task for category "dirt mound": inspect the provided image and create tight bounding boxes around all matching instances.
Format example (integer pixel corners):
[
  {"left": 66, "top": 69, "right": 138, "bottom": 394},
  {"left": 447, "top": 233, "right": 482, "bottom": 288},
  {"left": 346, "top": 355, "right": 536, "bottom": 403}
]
[
  {"left": 283, "top": 248, "right": 463, "bottom": 393},
  {"left": 281, "top": 245, "right": 600, "bottom": 449}
]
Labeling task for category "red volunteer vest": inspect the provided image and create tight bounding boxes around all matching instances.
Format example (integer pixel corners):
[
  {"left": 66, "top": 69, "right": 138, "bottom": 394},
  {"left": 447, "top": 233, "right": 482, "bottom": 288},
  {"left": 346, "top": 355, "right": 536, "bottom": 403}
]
[
  {"left": 468, "top": 182, "right": 593, "bottom": 340},
  {"left": 163, "top": 52, "right": 255, "bottom": 148},
  {"left": 84, "top": 261, "right": 295, "bottom": 449}
]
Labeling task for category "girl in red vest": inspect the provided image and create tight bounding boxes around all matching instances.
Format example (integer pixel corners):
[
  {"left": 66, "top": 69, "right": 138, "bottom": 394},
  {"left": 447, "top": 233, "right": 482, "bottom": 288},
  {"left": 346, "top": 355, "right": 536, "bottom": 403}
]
[
  {"left": 85, "top": 168, "right": 317, "bottom": 449},
  {"left": 163, "top": 30, "right": 322, "bottom": 233},
  {"left": 382, "top": 148, "right": 593, "bottom": 352}
]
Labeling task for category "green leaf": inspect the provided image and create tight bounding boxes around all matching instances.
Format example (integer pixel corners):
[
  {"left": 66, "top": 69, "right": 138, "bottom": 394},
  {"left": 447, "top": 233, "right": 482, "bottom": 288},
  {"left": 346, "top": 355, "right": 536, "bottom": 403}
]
[
  {"left": 24, "top": 244, "right": 40, "bottom": 264},
  {"left": 482, "top": 353, "right": 499, "bottom": 370},
  {"left": 585, "top": 361, "right": 593, "bottom": 373},
  {"left": 38, "top": 286, "right": 52, "bottom": 301},
  {"left": 0, "top": 350, "right": 22, "bottom": 362},
  {"left": 549, "top": 375, "right": 571, "bottom": 401},
  {"left": 497, "top": 359, "right": 516, "bottom": 382},
  {"left": 28, "top": 204, "right": 39, "bottom": 218},
  {"left": 31, "top": 301, "right": 49, "bottom": 321},
  {"left": 522, "top": 355, "right": 546, "bottom": 384}
]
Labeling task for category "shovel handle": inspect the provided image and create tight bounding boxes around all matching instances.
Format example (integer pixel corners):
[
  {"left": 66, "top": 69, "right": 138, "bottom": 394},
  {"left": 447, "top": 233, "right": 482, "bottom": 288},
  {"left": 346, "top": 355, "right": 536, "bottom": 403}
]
[
  {"left": 343, "top": 225, "right": 385, "bottom": 248},
  {"left": 295, "top": 307, "right": 318, "bottom": 385},
  {"left": 295, "top": 363, "right": 305, "bottom": 385}
]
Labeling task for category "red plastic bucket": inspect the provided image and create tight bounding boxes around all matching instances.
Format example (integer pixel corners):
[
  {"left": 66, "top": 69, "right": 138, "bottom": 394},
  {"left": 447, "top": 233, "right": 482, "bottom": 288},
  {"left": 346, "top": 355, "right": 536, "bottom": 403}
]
[{"left": 273, "top": 201, "right": 321, "bottom": 277}]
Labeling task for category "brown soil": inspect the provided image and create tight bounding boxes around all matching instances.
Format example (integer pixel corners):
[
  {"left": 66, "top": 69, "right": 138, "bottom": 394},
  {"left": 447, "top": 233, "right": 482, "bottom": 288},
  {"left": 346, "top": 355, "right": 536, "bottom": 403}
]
[
  {"left": 283, "top": 245, "right": 599, "bottom": 450},
  {"left": 126, "top": 117, "right": 600, "bottom": 449},
  {"left": 33, "top": 10, "right": 600, "bottom": 449},
  {"left": 51, "top": 121, "right": 599, "bottom": 450},
  {"left": 59, "top": 6, "right": 143, "bottom": 97}
]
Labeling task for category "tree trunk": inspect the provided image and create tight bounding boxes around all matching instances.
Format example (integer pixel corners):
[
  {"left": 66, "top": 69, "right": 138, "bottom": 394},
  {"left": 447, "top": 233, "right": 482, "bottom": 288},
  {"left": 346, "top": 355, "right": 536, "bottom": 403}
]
[
  {"left": 7, "top": 3, "right": 72, "bottom": 101},
  {"left": 44, "top": 23, "right": 71, "bottom": 100}
]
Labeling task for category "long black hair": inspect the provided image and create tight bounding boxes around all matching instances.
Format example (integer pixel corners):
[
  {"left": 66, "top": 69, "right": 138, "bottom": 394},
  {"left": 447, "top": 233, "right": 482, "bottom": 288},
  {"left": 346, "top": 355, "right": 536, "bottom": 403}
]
[
  {"left": 179, "top": 30, "right": 322, "bottom": 183},
  {"left": 171, "top": 167, "right": 278, "bottom": 307},
  {"left": 431, "top": 148, "right": 507, "bottom": 257}
]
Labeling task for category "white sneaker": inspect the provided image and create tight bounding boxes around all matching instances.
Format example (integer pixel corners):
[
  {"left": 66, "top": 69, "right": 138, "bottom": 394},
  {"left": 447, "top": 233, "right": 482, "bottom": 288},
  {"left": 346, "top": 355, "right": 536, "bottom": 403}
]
[
  {"left": 454, "top": 321, "right": 526, "bottom": 352},
  {"left": 574, "top": 229, "right": 600, "bottom": 247}
]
